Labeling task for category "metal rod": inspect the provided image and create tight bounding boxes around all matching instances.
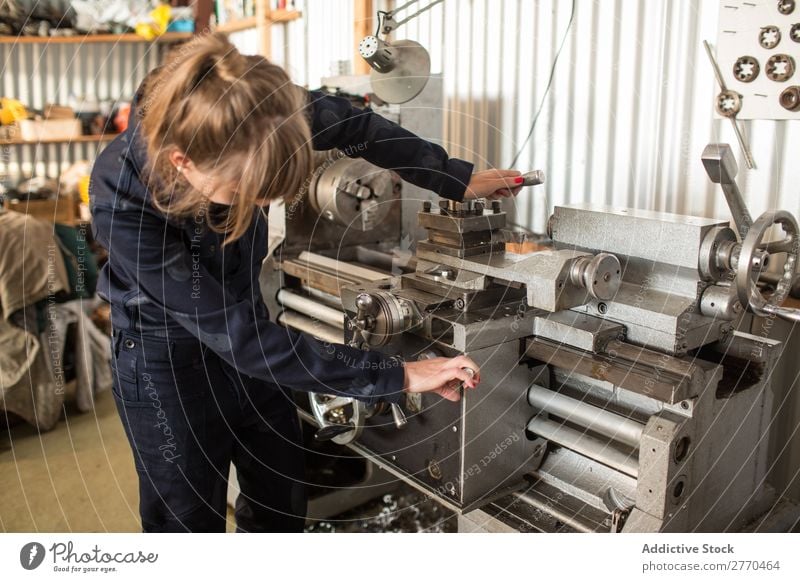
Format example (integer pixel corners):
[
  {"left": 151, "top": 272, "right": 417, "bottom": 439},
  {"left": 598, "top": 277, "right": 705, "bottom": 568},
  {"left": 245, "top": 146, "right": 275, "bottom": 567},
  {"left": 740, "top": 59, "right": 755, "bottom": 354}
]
[
  {"left": 297, "top": 251, "right": 388, "bottom": 282},
  {"left": 277, "top": 290, "right": 345, "bottom": 329},
  {"left": 760, "top": 303, "right": 800, "bottom": 323},
  {"left": 527, "top": 416, "right": 639, "bottom": 479},
  {"left": 511, "top": 491, "right": 598, "bottom": 533},
  {"left": 355, "top": 245, "right": 395, "bottom": 271},
  {"left": 527, "top": 385, "right": 644, "bottom": 449},
  {"left": 759, "top": 239, "right": 795, "bottom": 254},
  {"left": 759, "top": 272, "right": 782, "bottom": 285},
  {"left": 385, "top": 0, "right": 444, "bottom": 32},
  {"left": 729, "top": 119, "right": 756, "bottom": 171},
  {"left": 301, "top": 285, "right": 343, "bottom": 307},
  {"left": 703, "top": 40, "right": 727, "bottom": 90},
  {"left": 277, "top": 311, "right": 344, "bottom": 345}
]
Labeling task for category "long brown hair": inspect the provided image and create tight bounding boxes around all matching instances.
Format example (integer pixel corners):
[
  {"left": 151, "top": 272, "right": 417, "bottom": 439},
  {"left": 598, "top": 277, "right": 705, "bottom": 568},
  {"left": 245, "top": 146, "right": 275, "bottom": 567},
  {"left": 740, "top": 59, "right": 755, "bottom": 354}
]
[{"left": 140, "top": 33, "right": 312, "bottom": 244}]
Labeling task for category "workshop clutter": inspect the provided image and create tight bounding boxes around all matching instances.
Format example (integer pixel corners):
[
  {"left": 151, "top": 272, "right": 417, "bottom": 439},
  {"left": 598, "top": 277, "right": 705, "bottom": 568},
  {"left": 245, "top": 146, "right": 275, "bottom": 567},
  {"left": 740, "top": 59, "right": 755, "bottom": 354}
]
[
  {"left": 0, "top": 96, "right": 131, "bottom": 142},
  {"left": 1, "top": 161, "right": 94, "bottom": 224},
  {"left": 0, "top": 208, "right": 111, "bottom": 431},
  {"left": 0, "top": 1, "right": 195, "bottom": 39}
]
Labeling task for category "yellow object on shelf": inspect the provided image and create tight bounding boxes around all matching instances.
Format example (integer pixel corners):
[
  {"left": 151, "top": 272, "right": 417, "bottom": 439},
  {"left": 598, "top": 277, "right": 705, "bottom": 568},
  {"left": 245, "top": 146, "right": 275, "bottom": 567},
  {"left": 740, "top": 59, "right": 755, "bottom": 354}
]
[
  {"left": 135, "top": 4, "right": 172, "bottom": 41},
  {"left": 0, "top": 98, "right": 27, "bottom": 125},
  {"left": 78, "top": 175, "right": 91, "bottom": 205}
]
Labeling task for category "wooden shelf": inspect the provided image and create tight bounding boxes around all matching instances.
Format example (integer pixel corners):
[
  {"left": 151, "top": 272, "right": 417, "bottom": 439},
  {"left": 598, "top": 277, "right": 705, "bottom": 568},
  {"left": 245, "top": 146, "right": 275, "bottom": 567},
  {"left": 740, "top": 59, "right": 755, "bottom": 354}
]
[
  {"left": 215, "top": 10, "right": 301, "bottom": 34},
  {"left": 0, "top": 134, "right": 120, "bottom": 146},
  {"left": 269, "top": 9, "right": 302, "bottom": 23},
  {"left": 0, "top": 32, "right": 192, "bottom": 45},
  {"left": 216, "top": 17, "right": 259, "bottom": 34}
]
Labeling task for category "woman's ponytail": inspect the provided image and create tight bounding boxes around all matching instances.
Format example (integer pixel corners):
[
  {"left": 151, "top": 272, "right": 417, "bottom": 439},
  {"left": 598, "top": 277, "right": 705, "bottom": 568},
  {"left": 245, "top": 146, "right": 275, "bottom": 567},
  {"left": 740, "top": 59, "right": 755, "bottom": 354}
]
[{"left": 139, "top": 33, "right": 313, "bottom": 244}]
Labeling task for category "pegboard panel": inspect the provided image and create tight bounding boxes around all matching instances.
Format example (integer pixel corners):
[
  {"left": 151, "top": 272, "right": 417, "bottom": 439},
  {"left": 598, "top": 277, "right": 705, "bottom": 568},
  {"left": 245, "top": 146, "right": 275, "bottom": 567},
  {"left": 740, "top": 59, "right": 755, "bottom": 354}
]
[{"left": 717, "top": 0, "right": 800, "bottom": 119}]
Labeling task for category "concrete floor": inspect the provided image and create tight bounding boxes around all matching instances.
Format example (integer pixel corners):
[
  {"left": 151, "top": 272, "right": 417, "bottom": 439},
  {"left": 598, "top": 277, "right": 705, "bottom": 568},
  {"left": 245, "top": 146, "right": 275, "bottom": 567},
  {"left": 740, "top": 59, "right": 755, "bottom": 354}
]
[
  {"left": 0, "top": 389, "right": 240, "bottom": 532},
  {"left": 0, "top": 387, "right": 428, "bottom": 533},
  {"left": 0, "top": 389, "right": 141, "bottom": 532}
]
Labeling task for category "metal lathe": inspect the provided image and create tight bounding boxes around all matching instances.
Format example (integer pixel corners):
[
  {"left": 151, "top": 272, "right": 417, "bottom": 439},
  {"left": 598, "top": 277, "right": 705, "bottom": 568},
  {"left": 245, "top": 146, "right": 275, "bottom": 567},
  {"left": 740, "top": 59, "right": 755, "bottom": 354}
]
[{"left": 261, "top": 87, "right": 800, "bottom": 532}]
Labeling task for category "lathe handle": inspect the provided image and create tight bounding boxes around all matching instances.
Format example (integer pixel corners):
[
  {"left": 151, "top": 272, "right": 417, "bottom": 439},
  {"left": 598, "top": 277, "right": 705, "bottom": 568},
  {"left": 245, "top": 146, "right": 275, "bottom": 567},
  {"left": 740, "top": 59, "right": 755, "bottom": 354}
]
[
  {"left": 757, "top": 303, "right": 800, "bottom": 324},
  {"left": 444, "top": 366, "right": 476, "bottom": 392},
  {"left": 314, "top": 423, "right": 356, "bottom": 442},
  {"left": 701, "top": 144, "right": 753, "bottom": 240},
  {"left": 390, "top": 403, "right": 408, "bottom": 428},
  {"left": 521, "top": 170, "right": 545, "bottom": 187}
]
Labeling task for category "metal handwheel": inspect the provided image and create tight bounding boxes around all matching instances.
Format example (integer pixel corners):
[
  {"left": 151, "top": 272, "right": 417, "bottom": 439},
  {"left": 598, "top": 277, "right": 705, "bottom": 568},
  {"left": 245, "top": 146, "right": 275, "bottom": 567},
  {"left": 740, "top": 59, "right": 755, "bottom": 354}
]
[
  {"left": 309, "top": 393, "right": 374, "bottom": 445},
  {"left": 737, "top": 210, "right": 800, "bottom": 323}
]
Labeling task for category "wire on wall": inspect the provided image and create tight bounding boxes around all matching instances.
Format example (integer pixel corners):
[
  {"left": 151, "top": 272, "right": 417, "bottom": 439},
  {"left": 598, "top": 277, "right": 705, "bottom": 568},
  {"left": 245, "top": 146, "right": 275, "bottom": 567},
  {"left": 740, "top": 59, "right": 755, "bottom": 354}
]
[{"left": 509, "top": 0, "right": 576, "bottom": 168}]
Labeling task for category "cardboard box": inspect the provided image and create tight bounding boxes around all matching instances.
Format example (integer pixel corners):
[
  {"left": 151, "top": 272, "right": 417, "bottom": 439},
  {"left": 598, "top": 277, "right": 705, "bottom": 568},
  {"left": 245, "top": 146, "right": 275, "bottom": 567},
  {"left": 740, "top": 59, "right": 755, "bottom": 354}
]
[
  {"left": 2, "top": 192, "right": 78, "bottom": 225},
  {"left": 17, "top": 118, "right": 82, "bottom": 142}
]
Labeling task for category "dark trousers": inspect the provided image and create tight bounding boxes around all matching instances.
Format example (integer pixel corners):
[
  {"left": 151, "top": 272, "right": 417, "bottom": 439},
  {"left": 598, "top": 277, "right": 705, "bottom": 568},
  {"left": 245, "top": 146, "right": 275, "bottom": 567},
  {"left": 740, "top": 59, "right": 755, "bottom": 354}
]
[{"left": 110, "top": 329, "right": 307, "bottom": 532}]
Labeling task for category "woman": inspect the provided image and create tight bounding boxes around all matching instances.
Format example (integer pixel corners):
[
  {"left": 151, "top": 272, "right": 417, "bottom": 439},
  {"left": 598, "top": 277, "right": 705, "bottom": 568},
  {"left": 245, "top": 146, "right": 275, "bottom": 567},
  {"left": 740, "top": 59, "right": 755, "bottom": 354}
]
[{"left": 90, "top": 33, "right": 525, "bottom": 533}]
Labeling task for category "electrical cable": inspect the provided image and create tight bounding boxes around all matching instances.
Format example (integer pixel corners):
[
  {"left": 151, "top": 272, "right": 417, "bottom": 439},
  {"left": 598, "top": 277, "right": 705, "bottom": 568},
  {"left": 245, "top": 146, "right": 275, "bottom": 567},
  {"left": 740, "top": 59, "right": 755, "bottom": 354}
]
[{"left": 509, "top": 0, "right": 576, "bottom": 168}]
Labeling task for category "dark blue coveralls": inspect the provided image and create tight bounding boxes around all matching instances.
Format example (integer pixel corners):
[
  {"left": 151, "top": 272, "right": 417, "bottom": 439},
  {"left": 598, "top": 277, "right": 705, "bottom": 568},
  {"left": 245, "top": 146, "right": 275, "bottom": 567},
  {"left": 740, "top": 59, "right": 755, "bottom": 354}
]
[{"left": 89, "top": 77, "right": 473, "bottom": 532}]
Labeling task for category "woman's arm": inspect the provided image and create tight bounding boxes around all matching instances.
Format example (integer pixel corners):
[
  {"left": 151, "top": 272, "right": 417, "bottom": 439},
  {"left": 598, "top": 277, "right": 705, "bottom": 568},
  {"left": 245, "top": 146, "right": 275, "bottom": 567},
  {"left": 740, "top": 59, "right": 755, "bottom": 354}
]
[
  {"left": 306, "top": 91, "right": 524, "bottom": 201},
  {"left": 306, "top": 90, "right": 476, "bottom": 201},
  {"left": 91, "top": 176, "right": 405, "bottom": 405}
]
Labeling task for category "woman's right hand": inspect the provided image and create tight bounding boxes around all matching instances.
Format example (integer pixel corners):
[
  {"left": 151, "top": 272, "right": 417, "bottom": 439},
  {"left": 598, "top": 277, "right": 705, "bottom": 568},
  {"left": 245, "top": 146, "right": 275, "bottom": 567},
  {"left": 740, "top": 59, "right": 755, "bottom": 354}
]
[{"left": 402, "top": 355, "right": 481, "bottom": 402}]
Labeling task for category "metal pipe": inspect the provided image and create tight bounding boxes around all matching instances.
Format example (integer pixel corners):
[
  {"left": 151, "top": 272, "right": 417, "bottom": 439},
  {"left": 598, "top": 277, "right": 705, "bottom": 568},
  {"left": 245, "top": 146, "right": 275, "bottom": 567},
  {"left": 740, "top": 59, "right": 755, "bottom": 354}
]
[
  {"left": 527, "top": 385, "right": 644, "bottom": 449},
  {"left": 277, "top": 290, "right": 345, "bottom": 329},
  {"left": 527, "top": 415, "right": 639, "bottom": 479},
  {"left": 277, "top": 311, "right": 344, "bottom": 345},
  {"left": 301, "top": 285, "right": 343, "bottom": 307},
  {"left": 511, "top": 491, "right": 598, "bottom": 533}
]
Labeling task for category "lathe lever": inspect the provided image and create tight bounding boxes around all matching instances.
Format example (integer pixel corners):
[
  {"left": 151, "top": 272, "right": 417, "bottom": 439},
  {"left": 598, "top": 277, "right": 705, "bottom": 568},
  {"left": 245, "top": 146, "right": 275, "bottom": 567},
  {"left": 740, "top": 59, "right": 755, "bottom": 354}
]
[
  {"left": 390, "top": 404, "right": 408, "bottom": 428},
  {"left": 701, "top": 143, "right": 753, "bottom": 240},
  {"left": 521, "top": 170, "right": 545, "bottom": 187},
  {"left": 444, "top": 366, "right": 476, "bottom": 392},
  {"left": 314, "top": 423, "right": 357, "bottom": 442}
]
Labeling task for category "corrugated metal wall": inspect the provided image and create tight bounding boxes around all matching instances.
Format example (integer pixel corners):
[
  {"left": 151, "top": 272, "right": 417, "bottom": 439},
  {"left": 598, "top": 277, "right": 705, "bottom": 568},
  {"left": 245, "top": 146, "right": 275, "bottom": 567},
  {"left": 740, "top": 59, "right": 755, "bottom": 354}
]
[
  {"left": 1, "top": 39, "right": 164, "bottom": 182},
  {"left": 232, "top": 0, "right": 356, "bottom": 87},
  {"left": 428, "top": 0, "right": 800, "bottom": 233},
  {"left": 316, "top": 0, "right": 800, "bottom": 230}
]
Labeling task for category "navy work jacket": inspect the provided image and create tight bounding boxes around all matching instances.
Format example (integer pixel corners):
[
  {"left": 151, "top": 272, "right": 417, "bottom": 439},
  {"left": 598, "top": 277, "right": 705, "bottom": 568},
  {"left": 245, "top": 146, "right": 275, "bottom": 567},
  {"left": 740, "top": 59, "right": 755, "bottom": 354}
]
[{"left": 90, "top": 80, "right": 473, "bottom": 405}]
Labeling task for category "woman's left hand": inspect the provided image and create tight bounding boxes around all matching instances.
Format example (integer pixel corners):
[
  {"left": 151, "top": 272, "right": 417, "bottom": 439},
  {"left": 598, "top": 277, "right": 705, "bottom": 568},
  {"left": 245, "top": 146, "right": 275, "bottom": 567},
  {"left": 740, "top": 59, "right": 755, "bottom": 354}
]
[{"left": 464, "top": 169, "right": 523, "bottom": 200}]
